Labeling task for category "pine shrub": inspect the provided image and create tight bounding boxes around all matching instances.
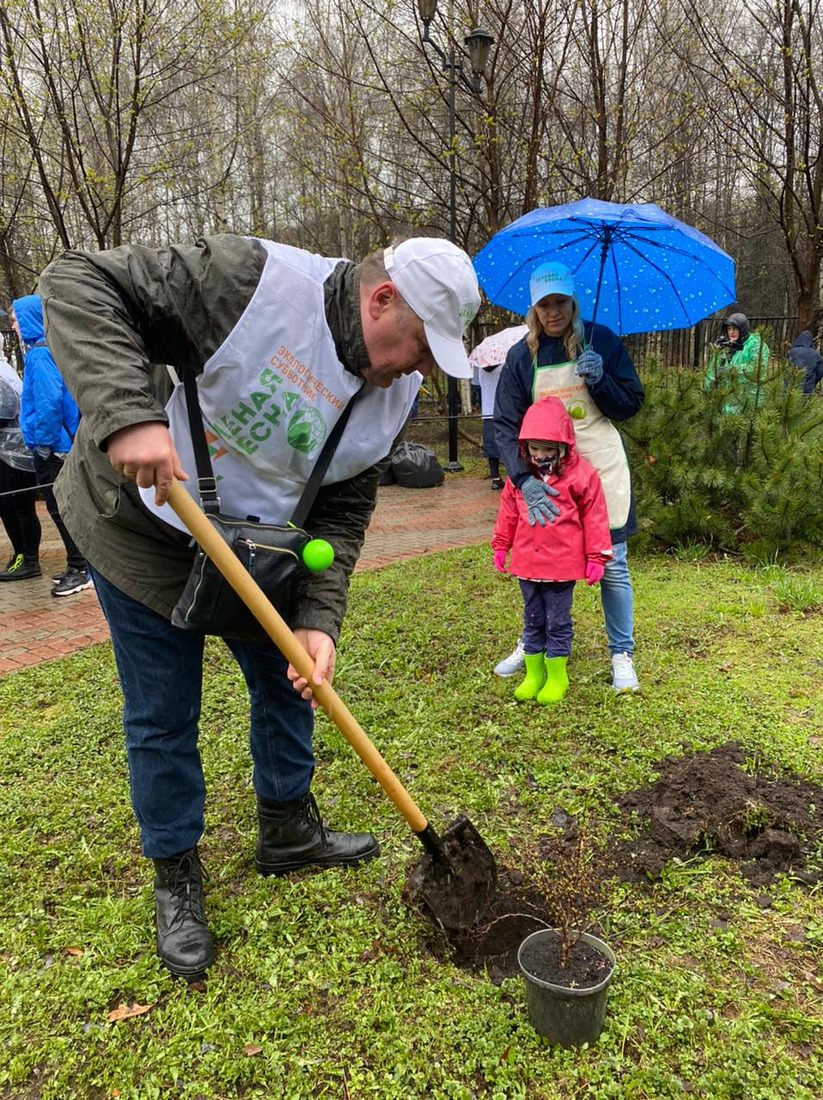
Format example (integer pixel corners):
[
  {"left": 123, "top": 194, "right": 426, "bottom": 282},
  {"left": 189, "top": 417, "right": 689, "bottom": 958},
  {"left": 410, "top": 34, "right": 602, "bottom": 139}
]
[{"left": 623, "top": 346, "right": 823, "bottom": 561}]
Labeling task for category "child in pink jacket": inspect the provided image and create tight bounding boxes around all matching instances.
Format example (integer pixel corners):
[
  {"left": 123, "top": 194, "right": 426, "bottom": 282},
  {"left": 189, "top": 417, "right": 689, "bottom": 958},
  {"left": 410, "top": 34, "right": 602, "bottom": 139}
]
[{"left": 491, "top": 396, "right": 612, "bottom": 703}]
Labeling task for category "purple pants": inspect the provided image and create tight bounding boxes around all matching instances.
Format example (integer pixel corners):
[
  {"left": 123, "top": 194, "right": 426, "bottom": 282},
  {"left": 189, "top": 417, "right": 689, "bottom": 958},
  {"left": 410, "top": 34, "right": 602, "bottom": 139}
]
[{"left": 519, "top": 579, "right": 575, "bottom": 657}]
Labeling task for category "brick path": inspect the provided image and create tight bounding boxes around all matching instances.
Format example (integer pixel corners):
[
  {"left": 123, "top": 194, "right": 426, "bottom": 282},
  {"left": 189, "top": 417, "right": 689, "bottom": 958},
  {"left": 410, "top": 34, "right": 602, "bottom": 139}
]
[{"left": 0, "top": 478, "right": 500, "bottom": 676}]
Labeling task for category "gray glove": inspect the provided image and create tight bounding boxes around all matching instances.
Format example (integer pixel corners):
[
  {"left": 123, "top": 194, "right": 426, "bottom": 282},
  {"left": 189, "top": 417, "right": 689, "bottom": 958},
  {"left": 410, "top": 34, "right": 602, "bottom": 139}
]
[
  {"left": 521, "top": 475, "right": 560, "bottom": 526},
  {"left": 576, "top": 348, "right": 604, "bottom": 385}
]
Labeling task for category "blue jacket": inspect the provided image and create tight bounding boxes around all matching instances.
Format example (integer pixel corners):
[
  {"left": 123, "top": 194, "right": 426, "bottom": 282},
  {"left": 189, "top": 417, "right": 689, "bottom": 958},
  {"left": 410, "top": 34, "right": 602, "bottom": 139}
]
[
  {"left": 494, "top": 322, "right": 644, "bottom": 541},
  {"left": 13, "top": 294, "right": 80, "bottom": 452},
  {"left": 787, "top": 332, "right": 823, "bottom": 396}
]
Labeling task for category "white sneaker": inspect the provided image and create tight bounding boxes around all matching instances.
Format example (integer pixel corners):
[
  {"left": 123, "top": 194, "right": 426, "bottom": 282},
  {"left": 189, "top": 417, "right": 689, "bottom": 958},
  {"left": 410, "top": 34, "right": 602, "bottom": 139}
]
[
  {"left": 494, "top": 638, "right": 526, "bottom": 677},
  {"left": 611, "top": 652, "right": 639, "bottom": 692}
]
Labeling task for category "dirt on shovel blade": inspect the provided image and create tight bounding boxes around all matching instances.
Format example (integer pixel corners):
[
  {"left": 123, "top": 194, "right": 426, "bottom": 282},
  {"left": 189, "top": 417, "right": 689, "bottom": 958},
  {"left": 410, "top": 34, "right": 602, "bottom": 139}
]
[{"left": 403, "top": 815, "right": 498, "bottom": 931}]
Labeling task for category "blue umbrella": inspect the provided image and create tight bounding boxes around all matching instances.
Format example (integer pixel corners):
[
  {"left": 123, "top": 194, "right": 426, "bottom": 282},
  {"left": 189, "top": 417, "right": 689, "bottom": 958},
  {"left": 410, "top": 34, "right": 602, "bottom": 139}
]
[{"left": 473, "top": 198, "right": 736, "bottom": 335}]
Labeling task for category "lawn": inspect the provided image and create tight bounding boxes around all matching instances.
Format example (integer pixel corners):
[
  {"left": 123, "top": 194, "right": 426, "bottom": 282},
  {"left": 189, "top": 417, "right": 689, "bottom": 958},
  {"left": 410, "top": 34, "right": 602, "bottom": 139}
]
[{"left": 1, "top": 546, "right": 822, "bottom": 1099}]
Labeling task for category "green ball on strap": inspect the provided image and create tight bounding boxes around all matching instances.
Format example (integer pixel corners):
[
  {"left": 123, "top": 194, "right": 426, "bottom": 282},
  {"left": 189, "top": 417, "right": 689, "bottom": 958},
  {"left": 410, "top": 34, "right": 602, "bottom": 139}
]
[{"left": 302, "top": 538, "right": 335, "bottom": 572}]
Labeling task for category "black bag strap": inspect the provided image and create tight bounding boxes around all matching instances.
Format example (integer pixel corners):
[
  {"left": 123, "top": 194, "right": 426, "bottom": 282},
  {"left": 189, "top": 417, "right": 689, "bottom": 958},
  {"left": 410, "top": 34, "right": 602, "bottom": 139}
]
[
  {"left": 290, "top": 392, "right": 360, "bottom": 528},
  {"left": 182, "top": 367, "right": 361, "bottom": 522},
  {"left": 182, "top": 368, "right": 222, "bottom": 513}
]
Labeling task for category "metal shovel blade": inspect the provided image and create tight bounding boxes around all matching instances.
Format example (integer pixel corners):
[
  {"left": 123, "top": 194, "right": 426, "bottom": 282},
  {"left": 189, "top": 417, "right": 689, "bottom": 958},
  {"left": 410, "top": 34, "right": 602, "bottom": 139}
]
[{"left": 404, "top": 815, "right": 498, "bottom": 931}]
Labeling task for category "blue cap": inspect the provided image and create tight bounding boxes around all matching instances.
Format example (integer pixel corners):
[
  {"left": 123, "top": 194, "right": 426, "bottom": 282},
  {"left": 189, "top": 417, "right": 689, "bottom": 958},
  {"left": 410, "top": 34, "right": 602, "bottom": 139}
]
[{"left": 529, "top": 262, "right": 575, "bottom": 307}]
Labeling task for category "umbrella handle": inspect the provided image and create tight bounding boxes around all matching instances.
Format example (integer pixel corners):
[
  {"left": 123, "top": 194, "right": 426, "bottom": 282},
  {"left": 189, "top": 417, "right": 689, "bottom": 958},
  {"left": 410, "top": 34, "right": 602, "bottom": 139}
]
[{"left": 587, "top": 231, "right": 612, "bottom": 345}]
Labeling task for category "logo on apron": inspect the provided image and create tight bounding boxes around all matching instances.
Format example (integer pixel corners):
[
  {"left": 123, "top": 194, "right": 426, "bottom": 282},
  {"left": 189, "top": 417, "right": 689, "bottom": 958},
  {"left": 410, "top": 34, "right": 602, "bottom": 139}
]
[{"left": 287, "top": 406, "right": 327, "bottom": 453}]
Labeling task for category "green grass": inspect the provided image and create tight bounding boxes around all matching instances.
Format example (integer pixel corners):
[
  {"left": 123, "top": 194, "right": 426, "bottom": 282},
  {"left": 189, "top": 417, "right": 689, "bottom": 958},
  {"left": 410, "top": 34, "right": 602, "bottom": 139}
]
[
  {"left": 1, "top": 548, "right": 822, "bottom": 1099},
  {"left": 771, "top": 571, "right": 823, "bottom": 614}
]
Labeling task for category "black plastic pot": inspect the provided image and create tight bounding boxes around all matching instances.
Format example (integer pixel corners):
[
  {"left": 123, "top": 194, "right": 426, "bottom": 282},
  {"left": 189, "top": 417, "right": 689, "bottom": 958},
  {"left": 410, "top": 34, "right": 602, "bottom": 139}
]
[{"left": 517, "top": 928, "right": 616, "bottom": 1046}]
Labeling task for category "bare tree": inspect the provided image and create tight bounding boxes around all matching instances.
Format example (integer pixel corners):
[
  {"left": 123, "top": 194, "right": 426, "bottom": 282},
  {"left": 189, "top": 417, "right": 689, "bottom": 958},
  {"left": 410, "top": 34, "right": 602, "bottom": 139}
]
[
  {"left": 0, "top": 0, "right": 811, "bottom": 328},
  {"left": 0, "top": 0, "right": 261, "bottom": 254},
  {"left": 0, "top": 92, "right": 46, "bottom": 297},
  {"left": 682, "top": 0, "right": 823, "bottom": 326}
]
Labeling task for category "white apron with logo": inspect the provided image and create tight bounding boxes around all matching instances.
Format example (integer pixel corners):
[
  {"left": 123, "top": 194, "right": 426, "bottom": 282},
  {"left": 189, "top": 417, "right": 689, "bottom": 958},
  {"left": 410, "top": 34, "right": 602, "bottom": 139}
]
[
  {"left": 532, "top": 358, "right": 631, "bottom": 529},
  {"left": 141, "top": 240, "right": 418, "bottom": 532}
]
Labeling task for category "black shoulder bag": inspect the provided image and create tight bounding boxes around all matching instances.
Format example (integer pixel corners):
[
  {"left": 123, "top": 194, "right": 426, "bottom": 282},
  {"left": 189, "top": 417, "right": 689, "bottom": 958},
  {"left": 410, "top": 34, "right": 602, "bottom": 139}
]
[{"left": 171, "top": 368, "right": 359, "bottom": 641}]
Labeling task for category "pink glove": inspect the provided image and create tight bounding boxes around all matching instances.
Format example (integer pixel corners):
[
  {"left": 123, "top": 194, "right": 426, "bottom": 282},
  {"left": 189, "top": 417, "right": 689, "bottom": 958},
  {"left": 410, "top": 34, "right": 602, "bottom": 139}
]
[
  {"left": 585, "top": 560, "right": 604, "bottom": 586},
  {"left": 494, "top": 549, "right": 508, "bottom": 574}
]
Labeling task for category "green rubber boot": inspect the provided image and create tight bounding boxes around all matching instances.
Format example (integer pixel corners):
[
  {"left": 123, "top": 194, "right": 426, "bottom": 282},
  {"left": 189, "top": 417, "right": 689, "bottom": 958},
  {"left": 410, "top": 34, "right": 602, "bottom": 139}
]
[
  {"left": 513, "top": 653, "right": 547, "bottom": 701},
  {"left": 536, "top": 656, "right": 569, "bottom": 704}
]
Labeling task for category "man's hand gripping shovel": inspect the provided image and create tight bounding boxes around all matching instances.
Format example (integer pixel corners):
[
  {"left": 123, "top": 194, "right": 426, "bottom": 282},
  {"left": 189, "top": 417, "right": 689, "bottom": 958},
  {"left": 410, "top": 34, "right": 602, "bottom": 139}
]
[{"left": 166, "top": 480, "right": 497, "bottom": 930}]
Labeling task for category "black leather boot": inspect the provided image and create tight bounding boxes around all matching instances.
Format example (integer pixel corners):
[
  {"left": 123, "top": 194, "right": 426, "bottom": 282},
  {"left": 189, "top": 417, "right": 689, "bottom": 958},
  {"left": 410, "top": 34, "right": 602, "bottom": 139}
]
[
  {"left": 153, "top": 847, "right": 214, "bottom": 978},
  {"left": 256, "top": 791, "right": 380, "bottom": 876}
]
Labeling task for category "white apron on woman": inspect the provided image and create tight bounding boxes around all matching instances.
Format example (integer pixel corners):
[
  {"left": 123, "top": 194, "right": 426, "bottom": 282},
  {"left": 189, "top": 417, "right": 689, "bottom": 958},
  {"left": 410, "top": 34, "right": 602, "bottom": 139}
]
[{"left": 532, "top": 358, "right": 631, "bottom": 530}]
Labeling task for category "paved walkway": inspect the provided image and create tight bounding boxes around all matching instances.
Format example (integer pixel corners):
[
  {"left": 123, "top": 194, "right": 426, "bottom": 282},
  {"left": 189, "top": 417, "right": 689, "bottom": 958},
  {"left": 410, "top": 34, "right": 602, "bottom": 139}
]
[{"left": 0, "top": 478, "right": 500, "bottom": 676}]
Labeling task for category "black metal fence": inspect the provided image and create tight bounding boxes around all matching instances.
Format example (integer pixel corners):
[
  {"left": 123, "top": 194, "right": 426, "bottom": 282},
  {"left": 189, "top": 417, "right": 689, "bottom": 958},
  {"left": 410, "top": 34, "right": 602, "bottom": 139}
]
[
  {"left": 622, "top": 315, "right": 800, "bottom": 369},
  {"left": 410, "top": 314, "right": 804, "bottom": 463},
  {"left": 474, "top": 314, "right": 800, "bottom": 371},
  {"left": 0, "top": 315, "right": 804, "bottom": 469}
]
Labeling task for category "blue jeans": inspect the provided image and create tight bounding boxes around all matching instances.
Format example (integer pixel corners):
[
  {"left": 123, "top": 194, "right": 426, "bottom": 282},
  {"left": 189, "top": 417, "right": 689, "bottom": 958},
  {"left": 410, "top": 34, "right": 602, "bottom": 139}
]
[
  {"left": 90, "top": 567, "right": 315, "bottom": 858},
  {"left": 600, "top": 539, "right": 634, "bottom": 656}
]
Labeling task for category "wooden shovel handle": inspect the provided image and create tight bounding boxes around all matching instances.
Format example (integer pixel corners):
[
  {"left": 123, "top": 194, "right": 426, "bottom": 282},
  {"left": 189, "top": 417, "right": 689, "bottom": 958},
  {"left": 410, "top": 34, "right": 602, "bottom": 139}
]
[{"left": 166, "top": 479, "right": 429, "bottom": 834}]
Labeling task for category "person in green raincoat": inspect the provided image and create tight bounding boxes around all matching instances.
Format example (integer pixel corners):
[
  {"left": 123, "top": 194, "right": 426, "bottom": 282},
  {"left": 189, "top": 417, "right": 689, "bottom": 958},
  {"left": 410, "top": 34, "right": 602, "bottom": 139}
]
[{"left": 705, "top": 312, "right": 770, "bottom": 413}]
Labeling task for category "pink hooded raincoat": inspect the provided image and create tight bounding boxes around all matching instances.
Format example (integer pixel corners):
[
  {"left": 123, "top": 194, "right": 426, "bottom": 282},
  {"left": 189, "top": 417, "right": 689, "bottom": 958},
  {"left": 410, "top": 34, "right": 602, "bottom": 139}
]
[{"left": 491, "top": 396, "right": 612, "bottom": 581}]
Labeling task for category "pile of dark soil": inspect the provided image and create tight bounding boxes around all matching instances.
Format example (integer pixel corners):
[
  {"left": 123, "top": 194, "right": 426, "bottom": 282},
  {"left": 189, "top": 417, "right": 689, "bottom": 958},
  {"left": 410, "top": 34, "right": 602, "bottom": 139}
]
[
  {"left": 434, "top": 867, "right": 554, "bottom": 983},
  {"left": 425, "top": 812, "right": 600, "bottom": 983},
  {"left": 422, "top": 744, "right": 822, "bottom": 979},
  {"left": 612, "top": 742, "right": 823, "bottom": 888}
]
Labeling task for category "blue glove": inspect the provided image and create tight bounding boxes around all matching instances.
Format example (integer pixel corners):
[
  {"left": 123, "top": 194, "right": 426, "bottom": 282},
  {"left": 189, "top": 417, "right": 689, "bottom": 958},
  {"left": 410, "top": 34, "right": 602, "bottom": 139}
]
[
  {"left": 576, "top": 348, "right": 604, "bottom": 385},
  {"left": 520, "top": 475, "right": 560, "bottom": 526}
]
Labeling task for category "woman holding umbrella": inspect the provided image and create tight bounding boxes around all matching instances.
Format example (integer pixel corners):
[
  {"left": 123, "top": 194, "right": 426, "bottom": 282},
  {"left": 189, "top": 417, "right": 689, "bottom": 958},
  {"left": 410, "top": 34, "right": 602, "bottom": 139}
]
[
  {"left": 479, "top": 199, "right": 734, "bottom": 689},
  {"left": 492, "top": 261, "right": 645, "bottom": 691}
]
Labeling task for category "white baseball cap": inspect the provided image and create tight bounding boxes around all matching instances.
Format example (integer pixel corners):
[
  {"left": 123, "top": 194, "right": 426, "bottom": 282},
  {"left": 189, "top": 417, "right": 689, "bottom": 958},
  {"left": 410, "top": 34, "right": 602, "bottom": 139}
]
[
  {"left": 384, "top": 239, "right": 480, "bottom": 379},
  {"left": 529, "top": 261, "right": 576, "bottom": 307}
]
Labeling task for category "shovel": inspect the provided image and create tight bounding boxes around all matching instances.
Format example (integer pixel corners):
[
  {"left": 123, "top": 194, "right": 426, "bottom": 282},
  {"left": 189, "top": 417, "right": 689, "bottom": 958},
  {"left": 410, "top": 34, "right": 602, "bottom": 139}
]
[{"left": 166, "top": 480, "right": 497, "bottom": 930}]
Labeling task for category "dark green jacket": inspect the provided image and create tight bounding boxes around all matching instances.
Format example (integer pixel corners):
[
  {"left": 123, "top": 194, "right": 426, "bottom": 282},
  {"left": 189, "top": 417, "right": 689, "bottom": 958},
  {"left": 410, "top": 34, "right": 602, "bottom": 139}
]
[{"left": 39, "top": 235, "right": 395, "bottom": 643}]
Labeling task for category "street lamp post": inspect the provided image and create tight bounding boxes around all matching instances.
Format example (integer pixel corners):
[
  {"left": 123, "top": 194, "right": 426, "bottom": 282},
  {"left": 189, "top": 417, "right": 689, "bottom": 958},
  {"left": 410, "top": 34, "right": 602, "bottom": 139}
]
[{"left": 417, "top": 1, "right": 493, "bottom": 472}]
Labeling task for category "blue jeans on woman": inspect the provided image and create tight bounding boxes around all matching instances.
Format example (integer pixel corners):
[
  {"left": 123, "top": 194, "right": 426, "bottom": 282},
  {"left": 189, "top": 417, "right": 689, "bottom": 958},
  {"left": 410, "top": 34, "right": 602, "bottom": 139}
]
[
  {"left": 90, "top": 566, "right": 315, "bottom": 859},
  {"left": 599, "top": 538, "right": 634, "bottom": 656}
]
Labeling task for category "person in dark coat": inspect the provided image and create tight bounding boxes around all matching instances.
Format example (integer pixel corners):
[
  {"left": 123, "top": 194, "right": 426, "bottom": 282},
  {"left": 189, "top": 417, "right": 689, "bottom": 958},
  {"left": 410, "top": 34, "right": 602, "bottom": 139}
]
[{"left": 786, "top": 331, "right": 823, "bottom": 396}]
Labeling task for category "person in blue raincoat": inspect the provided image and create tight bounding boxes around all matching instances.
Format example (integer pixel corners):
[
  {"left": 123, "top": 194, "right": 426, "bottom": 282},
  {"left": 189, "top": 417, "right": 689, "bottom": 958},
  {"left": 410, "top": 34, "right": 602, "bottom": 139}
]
[
  {"left": 492, "top": 262, "right": 645, "bottom": 692},
  {"left": 11, "top": 294, "right": 91, "bottom": 596},
  {"left": 0, "top": 339, "right": 42, "bottom": 580}
]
